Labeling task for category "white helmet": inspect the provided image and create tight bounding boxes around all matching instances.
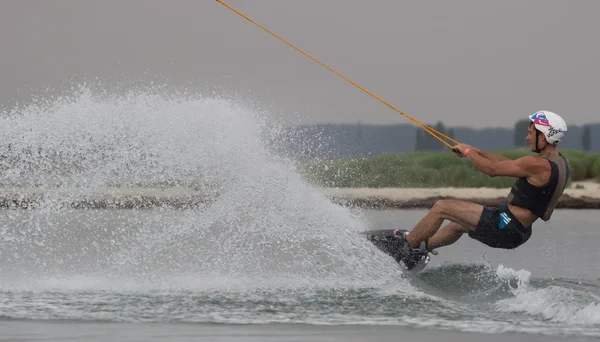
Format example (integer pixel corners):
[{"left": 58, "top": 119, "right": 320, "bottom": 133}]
[{"left": 529, "top": 110, "right": 567, "bottom": 145}]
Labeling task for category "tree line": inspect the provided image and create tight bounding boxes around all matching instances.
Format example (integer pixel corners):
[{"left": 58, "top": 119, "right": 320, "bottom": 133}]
[
  {"left": 415, "top": 120, "right": 593, "bottom": 151},
  {"left": 513, "top": 119, "right": 592, "bottom": 151},
  {"left": 415, "top": 121, "right": 455, "bottom": 151}
]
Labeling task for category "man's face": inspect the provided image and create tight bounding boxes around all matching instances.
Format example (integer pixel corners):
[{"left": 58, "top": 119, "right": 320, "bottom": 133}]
[{"left": 526, "top": 124, "right": 544, "bottom": 152}]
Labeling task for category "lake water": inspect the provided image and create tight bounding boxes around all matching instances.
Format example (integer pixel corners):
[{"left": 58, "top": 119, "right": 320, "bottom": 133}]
[{"left": 1, "top": 208, "right": 599, "bottom": 342}]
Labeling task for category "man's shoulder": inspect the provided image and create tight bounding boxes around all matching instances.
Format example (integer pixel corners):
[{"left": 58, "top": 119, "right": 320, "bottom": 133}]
[
  {"left": 515, "top": 155, "right": 551, "bottom": 172},
  {"left": 515, "top": 155, "right": 544, "bottom": 164}
]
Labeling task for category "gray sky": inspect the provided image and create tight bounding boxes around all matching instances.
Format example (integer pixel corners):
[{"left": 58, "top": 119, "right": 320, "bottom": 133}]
[{"left": 1, "top": 0, "right": 599, "bottom": 128}]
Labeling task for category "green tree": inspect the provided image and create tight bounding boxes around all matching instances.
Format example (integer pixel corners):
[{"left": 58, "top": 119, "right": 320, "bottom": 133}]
[
  {"left": 514, "top": 119, "right": 530, "bottom": 148},
  {"left": 582, "top": 125, "right": 591, "bottom": 151},
  {"left": 415, "top": 129, "right": 424, "bottom": 150},
  {"left": 415, "top": 121, "right": 453, "bottom": 151}
]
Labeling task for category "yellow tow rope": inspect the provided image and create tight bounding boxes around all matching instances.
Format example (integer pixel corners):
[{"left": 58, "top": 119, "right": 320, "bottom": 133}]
[{"left": 216, "top": 0, "right": 458, "bottom": 149}]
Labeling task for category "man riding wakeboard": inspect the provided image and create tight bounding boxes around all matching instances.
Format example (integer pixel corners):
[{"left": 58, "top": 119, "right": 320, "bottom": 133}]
[{"left": 366, "top": 111, "right": 570, "bottom": 271}]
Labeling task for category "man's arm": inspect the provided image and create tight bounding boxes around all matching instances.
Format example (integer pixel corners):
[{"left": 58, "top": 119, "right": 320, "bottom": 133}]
[
  {"left": 465, "top": 151, "right": 536, "bottom": 178},
  {"left": 471, "top": 147, "right": 511, "bottom": 162}
]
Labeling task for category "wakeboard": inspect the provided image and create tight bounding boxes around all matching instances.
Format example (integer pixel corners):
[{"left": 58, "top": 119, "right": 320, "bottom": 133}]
[{"left": 362, "top": 229, "right": 432, "bottom": 274}]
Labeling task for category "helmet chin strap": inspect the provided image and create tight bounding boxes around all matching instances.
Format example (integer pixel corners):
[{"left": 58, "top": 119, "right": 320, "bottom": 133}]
[{"left": 534, "top": 130, "right": 546, "bottom": 153}]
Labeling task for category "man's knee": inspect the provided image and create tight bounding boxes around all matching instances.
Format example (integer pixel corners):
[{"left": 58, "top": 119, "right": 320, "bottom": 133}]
[{"left": 431, "top": 199, "right": 454, "bottom": 215}]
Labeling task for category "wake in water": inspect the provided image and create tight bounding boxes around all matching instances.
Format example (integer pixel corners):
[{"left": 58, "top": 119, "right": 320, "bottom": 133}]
[{"left": 415, "top": 263, "right": 600, "bottom": 335}]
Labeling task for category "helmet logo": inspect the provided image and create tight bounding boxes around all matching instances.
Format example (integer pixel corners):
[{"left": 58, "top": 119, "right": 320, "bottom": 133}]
[
  {"left": 547, "top": 127, "right": 562, "bottom": 137},
  {"left": 531, "top": 112, "right": 552, "bottom": 127}
]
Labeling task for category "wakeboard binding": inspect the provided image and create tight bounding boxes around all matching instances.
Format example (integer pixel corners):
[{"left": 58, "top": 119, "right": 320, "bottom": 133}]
[{"left": 365, "top": 229, "right": 433, "bottom": 273}]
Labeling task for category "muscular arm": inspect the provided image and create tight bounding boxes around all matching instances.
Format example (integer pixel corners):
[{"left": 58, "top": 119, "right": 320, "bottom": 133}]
[
  {"left": 465, "top": 151, "right": 538, "bottom": 178},
  {"left": 471, "top": 147, "right": 511, "bottom": 162}
]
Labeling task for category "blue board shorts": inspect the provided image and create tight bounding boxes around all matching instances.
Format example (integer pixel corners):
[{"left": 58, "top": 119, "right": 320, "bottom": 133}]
[{"left": 468, "top": 204, "right": 532, "bottom": 249}]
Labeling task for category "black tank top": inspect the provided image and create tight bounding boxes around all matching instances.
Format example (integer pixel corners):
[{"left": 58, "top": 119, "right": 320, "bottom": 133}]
[{"left": 506, "top": 153, "right": 570, "bottom": 221}]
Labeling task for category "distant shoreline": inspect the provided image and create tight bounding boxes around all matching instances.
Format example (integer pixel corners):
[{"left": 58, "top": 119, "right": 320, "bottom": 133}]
[
  {"left": 1, "top": 183, "right": 599, "bottom": 209},
  {"left": 322, "top": 182, "right": 600, "bottom": 209},
  {"left": 325, "top": 192, "right": 600, "bottom": 210}
]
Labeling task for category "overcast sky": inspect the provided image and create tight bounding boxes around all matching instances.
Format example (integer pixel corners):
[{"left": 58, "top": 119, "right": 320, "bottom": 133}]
[{"left": 1, "top": 0, "right": 599, "bottom": 128}]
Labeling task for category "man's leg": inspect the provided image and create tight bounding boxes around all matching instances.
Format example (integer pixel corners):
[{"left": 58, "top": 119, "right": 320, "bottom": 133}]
[
  {"left": 405, "top": 199, "right": 484, "bottom": 248},
  {"left": 426, "top": 222, "right": 470, "bottom": 249}
]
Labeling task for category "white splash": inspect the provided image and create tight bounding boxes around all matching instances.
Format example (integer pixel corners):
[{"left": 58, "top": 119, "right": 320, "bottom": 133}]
[
  {"left": 0, "top": 85, "right": 407, "bottom": 291},
  {"left": 495, "top": 265, "right": 600, "bottom": 325}
]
